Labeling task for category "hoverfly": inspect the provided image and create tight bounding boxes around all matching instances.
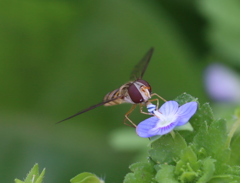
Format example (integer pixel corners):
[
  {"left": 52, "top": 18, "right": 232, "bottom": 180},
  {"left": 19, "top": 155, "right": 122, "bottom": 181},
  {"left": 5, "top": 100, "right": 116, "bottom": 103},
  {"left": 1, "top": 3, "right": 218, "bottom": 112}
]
[{"left": 57, "top": 47, "right": 166, "bottom": 127}]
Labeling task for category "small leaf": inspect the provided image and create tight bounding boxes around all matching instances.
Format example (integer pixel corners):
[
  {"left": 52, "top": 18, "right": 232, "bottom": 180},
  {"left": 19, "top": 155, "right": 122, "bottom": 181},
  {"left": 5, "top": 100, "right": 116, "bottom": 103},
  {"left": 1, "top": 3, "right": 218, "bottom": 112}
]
[
  {"left": 155, "top": 164, "right": 178, "bottom": 183},
  {"left": 35, "top": 168, "right": 46, "bottom": 183},
  {"left": 24, "top": 164, "right": 39, "bottom": 183},
  {"left": 174, "top": 93, "right": 197, "bottom": 105},
  {"left": 124, "top": 161, "right": 156, "bottom": 183},
  {"left": 149, "top": 132, "right": 187, "bottom": 164},
  {"left": 15, "top": 164, "right": 45, "bottom": 183},
  {"left": 70, "top": 172, "right": 103, "bottom": 183}
]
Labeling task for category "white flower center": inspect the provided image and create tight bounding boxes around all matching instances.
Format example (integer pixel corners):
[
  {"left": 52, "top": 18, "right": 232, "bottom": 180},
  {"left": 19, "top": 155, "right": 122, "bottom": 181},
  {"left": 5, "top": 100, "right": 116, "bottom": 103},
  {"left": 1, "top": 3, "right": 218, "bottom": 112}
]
[{"left": 153, "top": 111, "right": 177, "bottom": 128}]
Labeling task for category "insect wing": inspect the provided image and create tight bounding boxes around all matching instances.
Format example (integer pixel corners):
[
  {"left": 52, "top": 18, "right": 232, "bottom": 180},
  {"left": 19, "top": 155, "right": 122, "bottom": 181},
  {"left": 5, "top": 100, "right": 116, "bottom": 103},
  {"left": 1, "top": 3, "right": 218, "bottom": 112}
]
[
  {"left": 57, "top": 96, "right": 123, "bottom": 123},
  {"left": 129, "top": 47, "right": 154, "bottom": 80}
]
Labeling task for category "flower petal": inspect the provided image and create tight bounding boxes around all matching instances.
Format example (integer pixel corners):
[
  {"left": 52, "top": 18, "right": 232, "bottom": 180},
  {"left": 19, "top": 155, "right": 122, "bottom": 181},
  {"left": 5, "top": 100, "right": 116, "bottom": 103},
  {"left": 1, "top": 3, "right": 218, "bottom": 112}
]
[
  {"left": 136, "top": 116, "right": 159, "bottom": 138},
  {"left": 159, "top": 101, "right": 179, "bottom": 116},
  {"left": 148, "top": 120, "right": 178, "bottom": 136},
  {"left": 176, "top": 102, "right": 198, "bottom": 126}
]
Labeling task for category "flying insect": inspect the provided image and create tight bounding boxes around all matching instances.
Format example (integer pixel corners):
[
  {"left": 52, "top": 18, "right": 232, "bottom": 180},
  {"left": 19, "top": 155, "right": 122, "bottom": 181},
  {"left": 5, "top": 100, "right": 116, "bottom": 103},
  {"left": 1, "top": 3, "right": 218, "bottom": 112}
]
[{"left": 57, "top": 47, "right": 166, "bottom": 127}]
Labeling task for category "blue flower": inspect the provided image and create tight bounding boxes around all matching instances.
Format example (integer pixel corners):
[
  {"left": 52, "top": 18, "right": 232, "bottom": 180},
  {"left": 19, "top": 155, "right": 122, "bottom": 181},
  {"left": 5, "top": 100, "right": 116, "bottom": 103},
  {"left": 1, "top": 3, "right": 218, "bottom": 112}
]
[{"left": 136, "top": 101, "right": 198, "bottom": 138}]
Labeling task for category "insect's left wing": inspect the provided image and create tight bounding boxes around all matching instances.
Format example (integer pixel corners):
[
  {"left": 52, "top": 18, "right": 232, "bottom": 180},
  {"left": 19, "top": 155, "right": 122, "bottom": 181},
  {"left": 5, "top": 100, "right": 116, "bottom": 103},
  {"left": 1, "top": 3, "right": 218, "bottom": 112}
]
[
  {"left": 57, "top": 96, "right": 123, "bottom": 124},
  {"left": 129, "top": 47, "right": 154, "bottom": 80}
]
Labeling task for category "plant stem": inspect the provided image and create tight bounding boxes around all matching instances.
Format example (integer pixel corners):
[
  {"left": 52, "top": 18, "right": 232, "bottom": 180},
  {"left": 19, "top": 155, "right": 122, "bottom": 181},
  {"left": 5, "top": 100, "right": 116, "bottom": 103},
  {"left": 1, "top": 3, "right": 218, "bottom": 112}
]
[{"left": 226, "top": 108, "right": 240, "bottom": 148}]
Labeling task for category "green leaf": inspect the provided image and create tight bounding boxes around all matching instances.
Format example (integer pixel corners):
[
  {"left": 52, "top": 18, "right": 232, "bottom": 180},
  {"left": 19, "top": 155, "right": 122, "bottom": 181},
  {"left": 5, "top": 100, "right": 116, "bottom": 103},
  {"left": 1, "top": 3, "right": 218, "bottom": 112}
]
[
  {"left": 35, "top": 168, "right": 45, "bottom": 183},
  {"left": 70, "top": 172, "right": 103, "bottom": 183},
  {"left": 14, "top": 164, "right": 45, "bottom": 183},
  {"left": 149, "top": 132, "right": 187, "bottom": 164},
  {"left": 193, "top": 119, "right": 229, "bottom": 162},
  {"left": 24, "top": 164, "right": 39, "bottom": 183},
  {"left": 174, "top": 93, "right": 198, "bottom": 105},
  {"left": 192, "top": 118, "right": 231, "bottom": 175},
  {"left": 124, "top": 161, "right": 156, "bottom": 183},
  {"left": 155, "top": 164, "right": 178, "bottom": 183}
]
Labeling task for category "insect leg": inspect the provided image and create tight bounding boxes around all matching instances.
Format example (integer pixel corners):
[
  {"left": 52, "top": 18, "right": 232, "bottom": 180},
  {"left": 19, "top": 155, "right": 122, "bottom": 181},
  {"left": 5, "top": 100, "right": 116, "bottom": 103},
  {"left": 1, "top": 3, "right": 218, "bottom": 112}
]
[
  {"left": 124, "top": 104, "right": 137, "bottom": 128},
  {"left": 151, "top": 93, "right": 167, "bottom": 102}
]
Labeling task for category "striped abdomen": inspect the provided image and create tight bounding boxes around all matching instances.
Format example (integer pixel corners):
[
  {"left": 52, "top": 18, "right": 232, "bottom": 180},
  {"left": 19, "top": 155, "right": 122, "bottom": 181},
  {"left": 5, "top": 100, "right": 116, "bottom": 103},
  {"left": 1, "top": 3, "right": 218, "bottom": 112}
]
[{"left": 103, "top": 88, "right": 125, "bottom": 106}]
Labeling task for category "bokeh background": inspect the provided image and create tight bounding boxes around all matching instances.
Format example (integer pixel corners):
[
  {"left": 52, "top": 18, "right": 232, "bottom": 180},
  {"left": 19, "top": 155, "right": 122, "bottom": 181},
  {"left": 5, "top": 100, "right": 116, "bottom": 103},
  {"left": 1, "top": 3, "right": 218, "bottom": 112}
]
[{"left": 1, "top": 0, "right": 240, "bottom": 182}]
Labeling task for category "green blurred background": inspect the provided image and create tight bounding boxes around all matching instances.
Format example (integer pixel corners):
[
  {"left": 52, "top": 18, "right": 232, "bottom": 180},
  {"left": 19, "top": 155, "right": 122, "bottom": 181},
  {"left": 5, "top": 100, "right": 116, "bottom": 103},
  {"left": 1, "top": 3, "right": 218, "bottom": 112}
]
[{"left": 1, "top": 0, "right": 240, "bottom": 182}]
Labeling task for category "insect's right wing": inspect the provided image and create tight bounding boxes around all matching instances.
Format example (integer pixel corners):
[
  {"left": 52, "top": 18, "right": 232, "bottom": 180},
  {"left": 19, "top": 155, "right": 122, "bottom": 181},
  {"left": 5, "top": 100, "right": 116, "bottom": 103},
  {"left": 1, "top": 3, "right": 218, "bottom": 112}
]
[
  {"left": 57, "top": 96, "right": 123, "bottom": 124},
  {"left": 129, "top": 47, "right": 154, "bottom": 80}
]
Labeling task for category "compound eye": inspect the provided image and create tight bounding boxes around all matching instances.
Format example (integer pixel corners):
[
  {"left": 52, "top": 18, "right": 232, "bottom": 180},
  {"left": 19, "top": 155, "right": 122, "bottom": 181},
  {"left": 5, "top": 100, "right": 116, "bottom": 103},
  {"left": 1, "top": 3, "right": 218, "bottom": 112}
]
[
  {"left": 137, "top": 79, "right": 151, "bottom": 93},
  {"left": 128, "top": 83, "right": 144, "bottom": 103}
]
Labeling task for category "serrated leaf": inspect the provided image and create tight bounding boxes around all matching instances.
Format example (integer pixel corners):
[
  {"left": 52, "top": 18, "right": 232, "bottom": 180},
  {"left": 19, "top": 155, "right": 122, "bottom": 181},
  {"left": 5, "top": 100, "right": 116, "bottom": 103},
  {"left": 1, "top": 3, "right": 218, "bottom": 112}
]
[
  {"left": 70, "top": 172, "right": 103, "bottom": 183},
  {"left": 174, "top": 93, "right": 197, "bottom": 105},
  {"left": 35, "top": 168, "right": 45, "bottom": 183},
  {"left": 15, "top": 164, "right": 45, "bottom": 183},
  {"left": 149, "top": 133, "right": 187, "bottom": 164},
  {"left": 124, "top": 162, "right": 156, "bottom": 183},
  {"left": 24, "top": 164, "right": 39, "bottom": 183},
  {"left": 193, "top": 102, "right": 214, "bottom": 128},
  {"left": 193, "top": 118, "right": 229, "bottom": 166},
  {"left": 208, "top": 119, "right": 228, "bottom": 154},
  {"left": 124, "top": 173, "right": 136, "bottom": 183},
  {"left": 155, "top": 164, "right": 178, "bottom": 183}
]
